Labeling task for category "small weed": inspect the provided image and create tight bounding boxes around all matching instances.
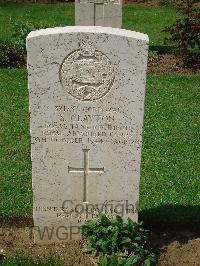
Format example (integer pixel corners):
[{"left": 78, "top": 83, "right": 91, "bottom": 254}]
[{"left": 148, "top": 50, "right": 159, "bottom": 63}]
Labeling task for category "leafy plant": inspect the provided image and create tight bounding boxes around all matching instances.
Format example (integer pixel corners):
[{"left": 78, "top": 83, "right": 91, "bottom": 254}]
[
  {"left": 0, "top": 21, "right": 54, "bottom": 68},
  {"left": 0, "top": 41, "right": 25, "bottom": 68},
  {"left": 158, "top": 0, "right": 175, "bottom": 7},
  {"left": 10, "top": 21, "right": 54, "bottom": 51},
  {"left": 163, "top": 0, "right": 200, "bottom": 68},
  {"left": 148, "top": 50, "right": 159, "bottom": 64},
  {"left": 81, "top": 214, "right": 155, "bottom": 266}
]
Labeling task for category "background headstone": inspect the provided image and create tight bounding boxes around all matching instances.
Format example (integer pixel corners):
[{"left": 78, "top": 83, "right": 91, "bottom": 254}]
[
  {"left": 75, "top": 0, "right": 122, "bottom": 28},
  {"left": 27, "top": 26, "right": 149, "bottom": 243}
]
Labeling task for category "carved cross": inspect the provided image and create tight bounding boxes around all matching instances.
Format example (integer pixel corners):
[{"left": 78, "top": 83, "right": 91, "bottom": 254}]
[{"left": 68, "top": 149, "right": 104, "bottom": 202}]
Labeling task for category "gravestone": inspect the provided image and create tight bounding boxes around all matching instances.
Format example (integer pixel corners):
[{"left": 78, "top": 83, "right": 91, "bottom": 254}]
[
  {"left": 27, "top": 26, "right": 149, "bottom": 243},
  {"left": 75, "top": 0, "right": 122, "bottom": 28}
]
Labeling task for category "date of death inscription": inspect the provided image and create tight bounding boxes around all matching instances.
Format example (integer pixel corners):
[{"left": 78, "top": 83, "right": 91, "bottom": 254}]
[{"left": 31, "top": 105, "right": 140, "bottom": 145}]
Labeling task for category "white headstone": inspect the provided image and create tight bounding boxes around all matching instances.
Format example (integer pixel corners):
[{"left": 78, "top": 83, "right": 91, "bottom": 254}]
[
  {"left": 27, "top": 26, "right": 149, "bottom": 243},
  {"left": 75, "top": 0, "right": 122, "bottom": 28}
]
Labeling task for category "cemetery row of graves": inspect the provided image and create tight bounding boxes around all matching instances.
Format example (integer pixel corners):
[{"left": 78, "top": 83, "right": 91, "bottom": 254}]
[{"left": 0, "top": 1, "right": 199, "bottom": 265}]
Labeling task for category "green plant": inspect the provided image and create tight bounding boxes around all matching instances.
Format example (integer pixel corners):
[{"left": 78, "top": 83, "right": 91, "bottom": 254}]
[
  {"left": 158, "top": 0, "right": 174, "bottom": 7},
  {"left": 10, "top": 21, "right": 54, "bottom": 51},
  {"left": 163, "top": 0, "right": 200, "bottom": 68},
  {"left": 148, "top": 51, "right": 159, "bottom": 63},
  {"left": 81, "top": 214, "right": 155, "bottom": 266},
  {"left": 0, "top": 21, "right": 54, "bottom": 68},
  {"left": 0, "top": 41, "right": 25, "bottom": 68}
]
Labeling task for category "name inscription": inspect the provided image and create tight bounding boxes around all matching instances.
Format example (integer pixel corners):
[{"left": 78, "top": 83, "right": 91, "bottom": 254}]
[{"left": 32, "top": 105, "right": 137, "bottom": 146}]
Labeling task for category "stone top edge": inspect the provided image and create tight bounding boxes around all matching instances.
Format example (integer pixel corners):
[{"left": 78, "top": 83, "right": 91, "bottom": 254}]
[{"left": 27, "top": 26, "right": 149, "bottom": 43}]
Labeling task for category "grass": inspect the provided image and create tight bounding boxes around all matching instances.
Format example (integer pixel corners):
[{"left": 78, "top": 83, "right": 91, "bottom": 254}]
[
  {"left": 123, "top": 5, "right": 176, "bottom": 46},
  {"left": 141, "top": 74, "right": 200, "bottom": 227},
  {"left": 0, "top": 253, "right": 64, "bottom": 266},
  {"left": 0, "top": 69, "right": 31, "bottom": 218},
  {"left": 0, "top": 3, "right": 176, "bottom": 46},
  {"left": 0, "top": 68, "right": 199, "bottom": 226}
]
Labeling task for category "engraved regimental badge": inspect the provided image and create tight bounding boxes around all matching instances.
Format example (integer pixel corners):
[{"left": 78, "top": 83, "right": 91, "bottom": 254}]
[{"left": 60, "top": 42, "right": 115, "bottom": 101}]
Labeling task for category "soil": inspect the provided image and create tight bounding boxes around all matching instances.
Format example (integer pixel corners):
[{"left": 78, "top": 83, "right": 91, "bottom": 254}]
[
  {"left": 148, "top": 53, "right": 200, "bottom": 75},
  {"left": 0, "top": 223, "right": 200, "bottom": 266},
  {"left": 0, "top": 226, "right": 93, "bottom": 266},
  {"left": 151, "top": 231, "right": 200, "bottom": 266}
]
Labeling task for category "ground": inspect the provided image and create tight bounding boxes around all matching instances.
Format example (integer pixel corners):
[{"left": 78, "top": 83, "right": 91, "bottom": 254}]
[
  {"left": 0, "top": 225, "right": 200, "bottom": 265},
  {"left": 148, "top": 54, "right": 200, "bottom": 75},
  {"left": 0, "top": 1, "right": 199, "bottom": 265}
]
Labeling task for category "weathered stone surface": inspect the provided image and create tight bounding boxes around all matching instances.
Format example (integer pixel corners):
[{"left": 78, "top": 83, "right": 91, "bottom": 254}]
[
  {"left": 75, "top": 0, "right": 122, "bottom": 28},
  {"left": 27, "top": 26, "right": 149, "bottom": 243}
]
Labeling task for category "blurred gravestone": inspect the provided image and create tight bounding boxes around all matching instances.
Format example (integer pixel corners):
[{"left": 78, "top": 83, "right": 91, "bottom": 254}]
[{"left": 75, "top": 0, "right": 122, "bottom": 28}]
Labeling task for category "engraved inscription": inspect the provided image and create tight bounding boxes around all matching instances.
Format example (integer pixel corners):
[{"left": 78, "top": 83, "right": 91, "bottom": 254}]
[
  {"left": 32, "top": 105, "right": 136, "bottom": 146},
  {"left": 68, "top": 149, "right": 104, "bottom": 202},
  {"left": 60, "top": 42, "right": 115, "bottom": 101},
  {"left": 33, "top": 200, "right": 138, "bottom": 224}
]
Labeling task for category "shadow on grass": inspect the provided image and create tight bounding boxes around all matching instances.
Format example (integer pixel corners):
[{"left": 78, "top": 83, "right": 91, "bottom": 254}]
[
  {"left": 140, "top": 204, "right": 200, "bottom": 233},
  {"left": 0, "top": 255, "right": 5, "bottom": 266},
  {"left": 140, "top": 205, "right": 200, "bottom": 261},
  {"left": 0, "top": 205, "right": 199, "bottom": 233}
]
